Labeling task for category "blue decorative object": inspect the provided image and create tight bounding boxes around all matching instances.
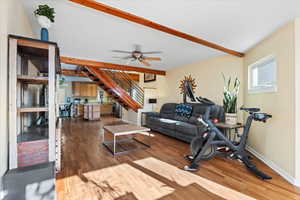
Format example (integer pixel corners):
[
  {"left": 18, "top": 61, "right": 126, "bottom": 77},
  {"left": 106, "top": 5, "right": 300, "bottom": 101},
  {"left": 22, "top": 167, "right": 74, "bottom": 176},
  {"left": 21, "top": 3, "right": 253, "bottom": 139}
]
[
  {"left": 175, "top": 104, "right": 193, "bottom": 119},
  {"left": 41, "top": 28, "right": 49, "bottom": 41}
]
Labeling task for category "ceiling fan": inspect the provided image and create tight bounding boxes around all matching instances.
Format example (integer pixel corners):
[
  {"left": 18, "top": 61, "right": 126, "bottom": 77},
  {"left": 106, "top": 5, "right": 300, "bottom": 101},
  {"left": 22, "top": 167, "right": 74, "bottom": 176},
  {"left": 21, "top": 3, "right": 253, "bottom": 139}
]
[{"left": 112, "top": 45, "right": 162, "bottom": 67}]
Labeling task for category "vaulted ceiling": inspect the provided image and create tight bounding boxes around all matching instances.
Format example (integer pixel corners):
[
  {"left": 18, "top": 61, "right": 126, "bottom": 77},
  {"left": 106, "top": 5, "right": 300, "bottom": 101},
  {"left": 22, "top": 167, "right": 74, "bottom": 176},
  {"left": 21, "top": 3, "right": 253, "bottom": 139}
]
[{"left": 22, "top": 0, "right": 300, "bottom": 70}]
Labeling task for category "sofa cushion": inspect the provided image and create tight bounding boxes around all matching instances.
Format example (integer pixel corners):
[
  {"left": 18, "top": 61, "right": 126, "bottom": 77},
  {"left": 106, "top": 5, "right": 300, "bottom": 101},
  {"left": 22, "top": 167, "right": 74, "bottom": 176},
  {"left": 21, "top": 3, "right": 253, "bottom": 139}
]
[
  {"left": 148, "top": 117, "right": 177, "bottom": 130},
  {"left": 158, "top": 118, "right": 177, "bottom": 130},
  {"left": 160, "top": 103, "right": 177, "bottom": 119},
  {"left": 189, "top": 104, "right": 209, "bottom": 118},
  {"left": 175, "top": 121, "right": 198, "bottom": 136}
]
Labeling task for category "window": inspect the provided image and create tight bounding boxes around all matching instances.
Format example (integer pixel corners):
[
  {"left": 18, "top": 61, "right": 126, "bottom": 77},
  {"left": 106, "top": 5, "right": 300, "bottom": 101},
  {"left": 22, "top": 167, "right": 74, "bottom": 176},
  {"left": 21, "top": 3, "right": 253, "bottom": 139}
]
[{"left": 248, "top": 55, "right": 277, "bottom": 94}]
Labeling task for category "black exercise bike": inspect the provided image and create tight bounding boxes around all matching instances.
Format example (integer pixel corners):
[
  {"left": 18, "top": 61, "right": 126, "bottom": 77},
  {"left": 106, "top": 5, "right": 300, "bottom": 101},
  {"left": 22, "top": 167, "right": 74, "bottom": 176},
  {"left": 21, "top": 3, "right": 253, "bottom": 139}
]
[{"left": 184, "top": 107, "right": 272, "bottom": 180}]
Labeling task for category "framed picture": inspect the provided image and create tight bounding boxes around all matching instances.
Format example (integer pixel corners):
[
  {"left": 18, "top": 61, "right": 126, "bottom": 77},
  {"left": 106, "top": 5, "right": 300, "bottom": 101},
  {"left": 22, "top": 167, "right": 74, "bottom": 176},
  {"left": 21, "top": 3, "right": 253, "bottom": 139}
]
[{"left": 144, "top": 73, "right": 156, "bottom": 82}]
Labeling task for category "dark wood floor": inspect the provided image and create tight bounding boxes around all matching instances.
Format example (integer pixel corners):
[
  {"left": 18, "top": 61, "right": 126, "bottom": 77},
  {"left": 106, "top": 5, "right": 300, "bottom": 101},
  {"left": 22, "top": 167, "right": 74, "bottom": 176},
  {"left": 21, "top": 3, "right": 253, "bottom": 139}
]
[{"left": 56, "top": 118, "right": 300, "bottom": 200}]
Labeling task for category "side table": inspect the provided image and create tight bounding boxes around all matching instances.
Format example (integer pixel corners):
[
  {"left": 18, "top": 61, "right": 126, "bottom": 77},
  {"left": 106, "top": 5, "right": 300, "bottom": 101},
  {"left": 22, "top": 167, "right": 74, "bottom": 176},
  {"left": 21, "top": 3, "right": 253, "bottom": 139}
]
[{"left": 214, "top": 122, "right": 244, "bottom": 142}]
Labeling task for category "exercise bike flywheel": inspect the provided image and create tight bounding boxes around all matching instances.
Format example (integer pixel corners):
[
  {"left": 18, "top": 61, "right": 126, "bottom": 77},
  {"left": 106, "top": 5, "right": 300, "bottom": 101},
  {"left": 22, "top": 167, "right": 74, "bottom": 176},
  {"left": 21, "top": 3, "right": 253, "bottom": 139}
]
[{"left": 190, "top": 136, "right": 216, "bottom": 160}]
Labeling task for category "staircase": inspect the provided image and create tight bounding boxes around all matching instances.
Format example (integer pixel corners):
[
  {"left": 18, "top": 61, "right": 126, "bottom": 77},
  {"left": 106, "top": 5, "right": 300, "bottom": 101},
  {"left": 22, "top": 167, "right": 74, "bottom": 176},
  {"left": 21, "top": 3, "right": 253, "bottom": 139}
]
[{"left": 81, "top": 66, "right": 144, "bottom": 112}]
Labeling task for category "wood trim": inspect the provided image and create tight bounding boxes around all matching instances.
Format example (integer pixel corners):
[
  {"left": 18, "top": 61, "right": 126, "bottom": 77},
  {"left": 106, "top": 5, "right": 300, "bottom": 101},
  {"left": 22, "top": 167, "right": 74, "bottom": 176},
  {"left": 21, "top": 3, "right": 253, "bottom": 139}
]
[
  {"left": 60, "top": 56, "right": 166, "bottom": 75},
  {"left": 61, "top": 69, "right": 140, "bottom": 81},
  {"left": 116, "top": 72, "right": 140, "bottom": 82},
  {"left": 17, "top": 75, "right": 49, "bottom": 84},
  {"left": 61, "top": 69, "right": 87, "bottom": 77},
  {"left": 17, "top": 39, "right": 50, "bottom": 50},
  {"left": 69, "top": 0, "right": 244, "bottom": 57}
]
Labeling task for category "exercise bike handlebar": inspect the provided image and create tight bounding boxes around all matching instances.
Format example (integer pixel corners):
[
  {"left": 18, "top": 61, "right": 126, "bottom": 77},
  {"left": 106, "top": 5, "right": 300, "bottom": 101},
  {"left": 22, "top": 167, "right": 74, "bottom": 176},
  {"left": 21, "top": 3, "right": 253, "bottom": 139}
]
[{"left": 240, "top": 107, "right": 260, "bottom": 113}]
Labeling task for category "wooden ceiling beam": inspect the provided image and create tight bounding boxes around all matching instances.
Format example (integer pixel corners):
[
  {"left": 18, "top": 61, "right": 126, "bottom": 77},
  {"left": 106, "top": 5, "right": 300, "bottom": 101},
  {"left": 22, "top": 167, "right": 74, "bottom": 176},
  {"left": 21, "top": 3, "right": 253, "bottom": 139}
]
[
  {"left": 60, "top": 56, "right": 166, "bottom": 75},
  {"left": 61, "top": 69, "right": 140, "bottom": 81},
  {"left": 115, "top": 72, "right": 140, "bottom": 82},
  {"left": 69, "top": 0, "right": 244, "bottom": 57}
]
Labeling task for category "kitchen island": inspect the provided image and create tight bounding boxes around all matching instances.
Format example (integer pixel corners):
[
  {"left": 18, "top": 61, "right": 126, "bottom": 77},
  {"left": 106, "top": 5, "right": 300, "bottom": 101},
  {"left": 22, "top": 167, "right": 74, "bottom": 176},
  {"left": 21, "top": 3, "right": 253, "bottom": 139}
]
[{"left": 83, "top": 103, "right": 114, "bottom": 120}]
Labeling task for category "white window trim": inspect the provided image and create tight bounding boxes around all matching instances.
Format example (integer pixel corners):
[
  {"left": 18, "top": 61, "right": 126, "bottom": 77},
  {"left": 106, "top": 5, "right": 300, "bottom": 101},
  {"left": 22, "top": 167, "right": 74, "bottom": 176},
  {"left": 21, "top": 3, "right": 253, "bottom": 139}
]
[{"left": 248, "top": 55, "right": 278, "bottom": 94}]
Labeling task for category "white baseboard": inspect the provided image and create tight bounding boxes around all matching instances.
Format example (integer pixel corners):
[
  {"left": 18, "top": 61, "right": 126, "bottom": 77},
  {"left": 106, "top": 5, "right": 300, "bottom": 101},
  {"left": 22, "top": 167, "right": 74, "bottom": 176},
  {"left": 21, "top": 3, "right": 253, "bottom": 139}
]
[{"left": 246, "top": 145, "right": 300, "bottom": 187}]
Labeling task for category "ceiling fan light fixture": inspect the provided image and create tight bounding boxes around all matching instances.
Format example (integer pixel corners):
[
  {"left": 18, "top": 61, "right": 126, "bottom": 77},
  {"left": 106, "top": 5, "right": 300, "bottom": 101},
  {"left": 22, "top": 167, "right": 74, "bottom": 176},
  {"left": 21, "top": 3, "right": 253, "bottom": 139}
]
[{"left": 112, "top": 45, "right": 162, "bottom": 67}]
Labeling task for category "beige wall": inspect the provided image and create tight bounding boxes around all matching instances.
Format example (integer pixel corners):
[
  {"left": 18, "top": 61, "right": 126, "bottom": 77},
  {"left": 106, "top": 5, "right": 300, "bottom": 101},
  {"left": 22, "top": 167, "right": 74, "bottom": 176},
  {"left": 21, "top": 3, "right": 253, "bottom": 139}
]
[
  {"left": 294, "top": 19, "right": 300, "bottom": 184},
  {"left": 244, "top": 22, "right": 296, "bottom": 177},
  {"left": 122, "top": 74, "right": 167, "bottom": 124},
  {"left": 162, "top": 55, "right": 244, "bottom": 120},
  {"left": 0, "top": 0, "right": 33, "bottom": 181},
  {"left": 139, "top": 73, "right": 167, "bottom": 112}
]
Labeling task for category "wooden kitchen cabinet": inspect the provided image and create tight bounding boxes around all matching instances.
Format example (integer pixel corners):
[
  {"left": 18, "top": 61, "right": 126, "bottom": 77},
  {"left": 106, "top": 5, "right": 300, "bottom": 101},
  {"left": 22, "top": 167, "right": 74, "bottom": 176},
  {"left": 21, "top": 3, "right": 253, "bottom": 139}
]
[
  {"left": 73, "top": 82, "right": 81, "bottom": 97},
  {"left": 72, "top": 82, "right": 98, "bottom": 97},
  {"left": 87, "top": 84, "right": 97, "bottom": 97},
  {"left": 100, "top": 104, "right": 113, "bottom": 115},
  {"left": 80, "top": 84, "right": 88, "bottom": 97}
]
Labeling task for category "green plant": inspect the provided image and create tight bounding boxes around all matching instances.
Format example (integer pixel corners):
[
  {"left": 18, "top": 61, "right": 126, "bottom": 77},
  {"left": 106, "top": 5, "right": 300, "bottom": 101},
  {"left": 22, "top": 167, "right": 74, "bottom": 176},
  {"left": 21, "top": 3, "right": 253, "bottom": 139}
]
[
  {"left": 222, "top": 73, "right": 240, "bottom": 113},
  {"left": 59, "top": 77, "right": 65, "bottom": 86},
  {"left": 34, "top": 5, "right": 55, "bottom": 22}
]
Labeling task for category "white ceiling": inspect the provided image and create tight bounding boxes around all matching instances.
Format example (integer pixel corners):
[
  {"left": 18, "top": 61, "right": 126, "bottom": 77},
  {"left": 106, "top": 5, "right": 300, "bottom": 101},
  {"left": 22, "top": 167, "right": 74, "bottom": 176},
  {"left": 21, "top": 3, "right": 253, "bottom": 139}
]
[{"left": 22, "top": 0, "right": 300, "bottom": 70}]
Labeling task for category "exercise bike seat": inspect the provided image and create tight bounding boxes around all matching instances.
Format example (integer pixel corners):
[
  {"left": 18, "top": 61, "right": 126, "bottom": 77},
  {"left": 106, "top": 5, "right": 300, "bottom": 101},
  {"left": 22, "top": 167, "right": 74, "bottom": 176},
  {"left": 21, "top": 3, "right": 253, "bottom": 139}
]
[{"left": 240, "top": 107, "right": 260, "bottom": 113}]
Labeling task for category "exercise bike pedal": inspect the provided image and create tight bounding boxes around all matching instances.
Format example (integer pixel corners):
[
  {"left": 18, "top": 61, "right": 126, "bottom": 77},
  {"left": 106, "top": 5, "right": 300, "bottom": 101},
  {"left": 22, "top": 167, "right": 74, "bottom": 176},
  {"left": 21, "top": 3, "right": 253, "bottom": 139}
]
[
  {"left": 228, "top": 153, "right": 239, "bottom": 160},
  {"left": 184, "top": 155, "right": 194, "bottom": 162}
]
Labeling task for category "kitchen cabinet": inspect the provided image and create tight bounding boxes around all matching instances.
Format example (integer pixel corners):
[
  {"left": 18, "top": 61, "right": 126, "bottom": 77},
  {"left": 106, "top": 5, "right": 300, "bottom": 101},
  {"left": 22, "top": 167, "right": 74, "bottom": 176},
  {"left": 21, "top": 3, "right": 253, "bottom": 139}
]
[
  {"left": 72, "top": 82, "right": 98, "bottom": 97},
  {"left": 100, "top": 104, "right": 113, "bottom": 115},
  {"left": 73, "top": 82, "right": 81, "bottom": 97}
]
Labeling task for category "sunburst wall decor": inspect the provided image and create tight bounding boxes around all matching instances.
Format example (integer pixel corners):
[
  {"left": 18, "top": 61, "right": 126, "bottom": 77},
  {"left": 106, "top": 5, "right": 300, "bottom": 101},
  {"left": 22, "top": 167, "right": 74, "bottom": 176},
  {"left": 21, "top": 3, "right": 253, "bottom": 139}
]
[{"left": 179, "top": 75, "right": 197, "bottom": 94}]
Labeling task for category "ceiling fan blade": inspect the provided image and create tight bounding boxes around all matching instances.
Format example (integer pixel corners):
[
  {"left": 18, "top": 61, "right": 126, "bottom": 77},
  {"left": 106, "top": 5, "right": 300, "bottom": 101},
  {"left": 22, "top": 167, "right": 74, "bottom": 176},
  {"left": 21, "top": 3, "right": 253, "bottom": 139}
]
[
  {"left": 123, "top": 56, "right": 133, "bottom": 59},
  {"left": 142, "top": 51, "right": 162, "bottom": 54},
  {"left": 140, "top": 60, "right": 151, "bottom": 66},
  {"left": 144, "top": 57, "right": 161, "bottom": 61},
  {"left": 112, "top": 50, "right": 132, "bottom": 54}
]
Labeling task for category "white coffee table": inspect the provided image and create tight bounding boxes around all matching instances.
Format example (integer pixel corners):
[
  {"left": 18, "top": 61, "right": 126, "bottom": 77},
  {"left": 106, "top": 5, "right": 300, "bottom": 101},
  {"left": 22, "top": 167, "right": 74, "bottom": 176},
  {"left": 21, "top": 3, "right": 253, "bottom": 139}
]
[{"left": 103, "top": 124, "right": 151, "bottom": 155}]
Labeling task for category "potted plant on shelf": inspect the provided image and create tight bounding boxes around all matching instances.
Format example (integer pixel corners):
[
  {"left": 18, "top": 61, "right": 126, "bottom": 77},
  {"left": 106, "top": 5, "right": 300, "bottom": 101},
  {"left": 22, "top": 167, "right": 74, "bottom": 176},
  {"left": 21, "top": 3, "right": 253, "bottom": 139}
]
[
  {"left": 222, "top": 73, "right": 240, "bottom": 125},
  {"left": 34, "top": 4, "right": 55, "bottom": 41}
]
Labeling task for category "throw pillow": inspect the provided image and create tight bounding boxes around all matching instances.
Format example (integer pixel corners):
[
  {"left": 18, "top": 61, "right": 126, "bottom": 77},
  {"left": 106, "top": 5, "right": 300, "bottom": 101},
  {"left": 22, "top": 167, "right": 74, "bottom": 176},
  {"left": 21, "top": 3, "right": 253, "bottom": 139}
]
[{"left": 175, "top": 104, "right": 193, "bottom": 119}]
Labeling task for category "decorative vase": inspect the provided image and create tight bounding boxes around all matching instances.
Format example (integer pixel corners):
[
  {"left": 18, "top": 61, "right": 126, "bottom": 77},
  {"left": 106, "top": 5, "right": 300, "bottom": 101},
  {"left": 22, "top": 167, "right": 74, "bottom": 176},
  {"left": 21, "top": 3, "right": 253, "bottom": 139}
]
[
  {"left": 225, "top": 113, "right": 237, "bottom": 125},
  {"left": 37, "top": 15, "right": 51, "bottom": 41},
  {"left": 40, "top": 28, "right": 49, "bottom": 41}
]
